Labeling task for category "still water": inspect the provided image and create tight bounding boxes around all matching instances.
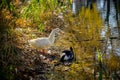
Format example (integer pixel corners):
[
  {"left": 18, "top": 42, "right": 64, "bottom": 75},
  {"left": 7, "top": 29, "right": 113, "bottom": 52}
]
[{"left": 72, "top": 0, "right": 120, "bottom": 56}]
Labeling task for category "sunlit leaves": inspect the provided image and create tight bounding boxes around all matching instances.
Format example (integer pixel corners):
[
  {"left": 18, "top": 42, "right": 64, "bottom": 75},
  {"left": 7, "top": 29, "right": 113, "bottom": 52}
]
[
  {"left": 15, "top": 18, "right": 31, "bottom": 27},
  {"left": 38, "top": 23, "right": 44, "bottom": 32},
  {"left": 3, "top": 10, "right": 12, "bottom": 20},
  {"left": 21, "top": 0, "right": 57, "bottom": 19},
  {"left": 20, "top": 0, "right": 59, "bottom": 33}
]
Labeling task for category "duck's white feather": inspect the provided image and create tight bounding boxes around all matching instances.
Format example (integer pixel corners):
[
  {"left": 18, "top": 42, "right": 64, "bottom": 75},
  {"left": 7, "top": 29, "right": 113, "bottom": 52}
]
[
  {"left": 28, "top": 38, "right": 51, "bottom": 48},
  {"left": 28, "top": 28, "right": 60, "bottom": 49}
]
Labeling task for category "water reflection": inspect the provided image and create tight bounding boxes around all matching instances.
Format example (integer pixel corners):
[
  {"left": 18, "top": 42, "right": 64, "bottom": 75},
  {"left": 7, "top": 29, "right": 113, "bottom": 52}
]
[
  {"left": 72, "top": 0, "right": 120, "bottom": 55},
  {"left": 72, "top": 0, "right": 77, "bottom": 14}
]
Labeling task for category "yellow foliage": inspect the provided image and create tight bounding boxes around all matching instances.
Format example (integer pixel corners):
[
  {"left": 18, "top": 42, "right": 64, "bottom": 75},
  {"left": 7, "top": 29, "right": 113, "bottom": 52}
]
[
  {"left": 107, "top": 54, "right": 120, "bottom": 71},
  {"left": 15, "top": 18, "right": 31, "bottom": 27}
]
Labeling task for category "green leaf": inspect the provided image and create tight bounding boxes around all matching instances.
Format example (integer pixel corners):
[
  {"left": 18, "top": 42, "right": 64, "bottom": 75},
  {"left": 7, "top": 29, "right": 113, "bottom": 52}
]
[
  {"left": 9, "top": 65, "right": 13, "bottom": 70},
  {"left": 9, "top": 2, "right": 14, "bottom": 11},
  {"left": 38, "top": 23, "right": 44, "bottom": 32}
]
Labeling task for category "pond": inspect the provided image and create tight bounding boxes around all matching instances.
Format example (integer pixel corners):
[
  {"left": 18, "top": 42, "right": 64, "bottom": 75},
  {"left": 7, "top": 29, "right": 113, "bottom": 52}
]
[{"left": 72, "top": 0, "right": 120, "bottom": 56}]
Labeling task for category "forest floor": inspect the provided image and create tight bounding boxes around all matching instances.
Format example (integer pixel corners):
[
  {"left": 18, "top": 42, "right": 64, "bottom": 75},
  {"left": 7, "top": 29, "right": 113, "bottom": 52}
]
[{"left": 14, "top": 15, "right": 66, "bottom": 80}]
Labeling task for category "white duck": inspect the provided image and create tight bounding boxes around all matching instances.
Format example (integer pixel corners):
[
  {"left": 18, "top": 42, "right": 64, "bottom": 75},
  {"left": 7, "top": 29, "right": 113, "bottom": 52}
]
[{"left": 28, "top": 28, "right": 61, "bottom": 54}]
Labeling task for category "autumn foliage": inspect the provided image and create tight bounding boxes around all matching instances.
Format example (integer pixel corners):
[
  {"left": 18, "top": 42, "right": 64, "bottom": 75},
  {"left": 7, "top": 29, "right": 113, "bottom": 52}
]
[{"left": 0, "top": 0, "right": 120, "bottom": 80}]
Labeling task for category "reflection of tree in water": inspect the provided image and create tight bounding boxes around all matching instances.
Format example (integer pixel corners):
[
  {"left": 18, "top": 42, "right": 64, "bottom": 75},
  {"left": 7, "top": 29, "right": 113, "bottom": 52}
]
[
  {"left": 73, "top": 0, "right": 120, "bottom": 35},
  {"left": 73, "top": 0, "right": 120, "bottom": 45}
]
